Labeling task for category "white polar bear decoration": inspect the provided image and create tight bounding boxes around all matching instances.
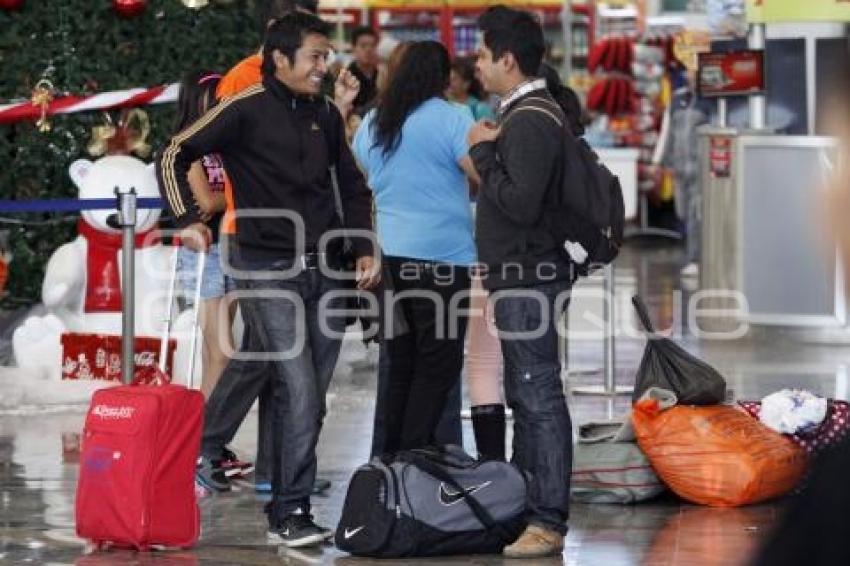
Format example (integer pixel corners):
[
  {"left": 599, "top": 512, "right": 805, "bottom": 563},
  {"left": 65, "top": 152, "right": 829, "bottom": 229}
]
[{"left": 11, "top": 155, "right": 199, "bottom": 397}]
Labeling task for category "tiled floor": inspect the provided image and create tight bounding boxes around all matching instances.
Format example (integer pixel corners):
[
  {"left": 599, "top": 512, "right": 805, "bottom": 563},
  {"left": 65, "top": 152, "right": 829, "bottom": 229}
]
[{"left": 1, "top": 242, "right": 845, "bottom": 565}]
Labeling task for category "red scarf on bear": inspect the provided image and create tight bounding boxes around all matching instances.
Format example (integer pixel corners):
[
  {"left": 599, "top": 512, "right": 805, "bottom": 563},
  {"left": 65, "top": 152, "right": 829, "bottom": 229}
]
[{"left": 78, "top": 219, "right": 160, "bottom": 313}]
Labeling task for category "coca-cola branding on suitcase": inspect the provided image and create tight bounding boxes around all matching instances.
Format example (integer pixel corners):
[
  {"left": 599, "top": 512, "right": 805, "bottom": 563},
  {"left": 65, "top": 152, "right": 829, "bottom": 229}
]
[{"left": 90, "top": 403, "right": 137, "bottom": 420}]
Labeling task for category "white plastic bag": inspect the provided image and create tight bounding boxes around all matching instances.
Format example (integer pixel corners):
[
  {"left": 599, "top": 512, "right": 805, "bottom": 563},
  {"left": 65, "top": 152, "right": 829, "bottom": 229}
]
[{"left": 760, "top": 389, "right": 828, "bottom": 435}]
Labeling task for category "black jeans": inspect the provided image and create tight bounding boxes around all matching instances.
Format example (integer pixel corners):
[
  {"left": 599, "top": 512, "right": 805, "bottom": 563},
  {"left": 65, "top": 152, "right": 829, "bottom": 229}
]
[
  {"left": 371, "top": 344, "right": 463, "bottom": 458},
  {"left": 201, "top": 321, "right": 274, "bottom": 481},
  {"left": 382, "top": 257, "right": 471, "bottom": 453},
  {"left": 202, "top": 259, "right": 345, "bottom": 525},
  {"left": 204, "top": 235, "right": 272, "bottom": 480},
  {"left": 492, "top": 279, "right": 572, "bottom": 535}
]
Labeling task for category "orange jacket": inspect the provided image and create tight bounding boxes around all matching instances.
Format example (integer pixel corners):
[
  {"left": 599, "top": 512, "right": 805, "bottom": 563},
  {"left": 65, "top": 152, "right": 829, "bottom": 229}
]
[{"left": 216, "top": 54, "right": 262, "bottom": 235}]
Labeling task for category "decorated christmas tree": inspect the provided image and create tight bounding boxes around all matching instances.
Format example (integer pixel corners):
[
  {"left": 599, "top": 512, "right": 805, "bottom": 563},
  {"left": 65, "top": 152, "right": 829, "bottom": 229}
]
[{"left": 0, "top": 0, "right": 262, "bottom": 304}]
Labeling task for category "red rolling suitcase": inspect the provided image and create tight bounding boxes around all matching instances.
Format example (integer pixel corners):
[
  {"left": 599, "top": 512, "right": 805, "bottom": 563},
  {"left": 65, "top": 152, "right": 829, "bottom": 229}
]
[
  {"left": 75, "top": 242, "right": 206, "bottom": 549},
  {"left": 75, "top": 384, "right": 203, "bottom": 549}
]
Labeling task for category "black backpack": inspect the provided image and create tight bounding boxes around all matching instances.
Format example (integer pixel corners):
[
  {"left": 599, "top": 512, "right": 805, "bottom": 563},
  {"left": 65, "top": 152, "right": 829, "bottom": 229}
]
[{"left": 507, "top": 97, "right": 625, "bottom": 276}]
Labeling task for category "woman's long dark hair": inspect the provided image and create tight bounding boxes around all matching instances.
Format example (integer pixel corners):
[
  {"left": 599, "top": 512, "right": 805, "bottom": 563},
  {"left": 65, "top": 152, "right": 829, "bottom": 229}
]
[
  {"left": 373, "top": 41, "right": 450, "bottom": 157},
  {"left": 539, "top": 62, "right": 586, "bottom": 137},
  {"left": 451, "top": 57, "right": 485, "bottom": 100},
  {"left": 174, "top": 70, "right": 221, "bottom": 133}
]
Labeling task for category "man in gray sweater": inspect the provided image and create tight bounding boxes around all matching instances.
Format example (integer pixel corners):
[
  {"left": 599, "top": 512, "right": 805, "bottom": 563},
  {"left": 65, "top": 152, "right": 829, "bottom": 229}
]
[{"left": 468, "top": 6, "right": 574, "bottom": 559}]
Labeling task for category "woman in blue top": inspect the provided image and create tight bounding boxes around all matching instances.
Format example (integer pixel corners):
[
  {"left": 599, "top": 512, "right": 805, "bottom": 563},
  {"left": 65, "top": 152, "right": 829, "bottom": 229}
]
[{"left": 353, "top": 41, "right": 479, "bottom": 453}]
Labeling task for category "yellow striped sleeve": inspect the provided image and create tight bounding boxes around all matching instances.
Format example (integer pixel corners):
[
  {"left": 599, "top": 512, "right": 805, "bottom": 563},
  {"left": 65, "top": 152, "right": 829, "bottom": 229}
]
[{"left": 160, "top": 85, "right": 264, "bottom": 218}]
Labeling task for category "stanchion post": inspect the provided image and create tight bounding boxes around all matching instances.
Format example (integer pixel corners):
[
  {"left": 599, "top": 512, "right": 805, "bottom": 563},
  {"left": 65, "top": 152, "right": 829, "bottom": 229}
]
[
  {"left": 116, "top": 186, "right": 137, "bottom": 385},
  {"left": 603, "top": 262, "right": 615, "bottom": 392},
  {"left": 571, "top": 264, "right": 633, "bottom": 397}
]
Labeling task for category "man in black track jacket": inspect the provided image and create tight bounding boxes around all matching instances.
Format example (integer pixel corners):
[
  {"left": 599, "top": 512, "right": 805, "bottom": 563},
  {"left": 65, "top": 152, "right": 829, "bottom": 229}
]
[{"left": 157, "top": 12, "right": 377, "bottom": 548}]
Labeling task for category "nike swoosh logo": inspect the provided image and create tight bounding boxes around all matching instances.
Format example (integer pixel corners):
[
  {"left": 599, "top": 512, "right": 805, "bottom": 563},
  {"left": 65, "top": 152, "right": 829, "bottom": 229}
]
[
  {"left": 439, "top": 481, "right": 492, "bottom": 506},
  {"left": 343, "top": 526, "right": 364, "bottom": 539}
]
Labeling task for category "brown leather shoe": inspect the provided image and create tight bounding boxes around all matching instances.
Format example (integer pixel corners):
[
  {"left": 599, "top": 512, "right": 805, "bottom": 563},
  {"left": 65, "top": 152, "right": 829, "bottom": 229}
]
[{"left": 503, "top": 525, "right": 564, "bottom": 559}]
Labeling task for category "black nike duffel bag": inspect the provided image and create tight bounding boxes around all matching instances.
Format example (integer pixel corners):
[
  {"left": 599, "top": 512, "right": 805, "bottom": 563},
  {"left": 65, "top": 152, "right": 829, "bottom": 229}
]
[{"left": 335, "top": 445, "right": 527, "bottom": 557}]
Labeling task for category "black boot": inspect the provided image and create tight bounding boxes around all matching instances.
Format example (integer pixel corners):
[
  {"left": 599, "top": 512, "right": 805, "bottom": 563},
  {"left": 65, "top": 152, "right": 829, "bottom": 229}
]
[{"left": 471, "top": 404, "right": 506, "bottom": 461}]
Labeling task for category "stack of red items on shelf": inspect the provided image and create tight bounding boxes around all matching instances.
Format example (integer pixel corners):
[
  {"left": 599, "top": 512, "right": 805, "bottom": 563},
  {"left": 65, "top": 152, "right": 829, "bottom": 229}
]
[
  {"left": 587, "top": 76, "right": 636, "bottom": 115},
  {"left": 588, "top": 35, "right": 634, "bottom": 74},
  {"left": 586, "top": 35, "right": 636, "bottom": 116}
]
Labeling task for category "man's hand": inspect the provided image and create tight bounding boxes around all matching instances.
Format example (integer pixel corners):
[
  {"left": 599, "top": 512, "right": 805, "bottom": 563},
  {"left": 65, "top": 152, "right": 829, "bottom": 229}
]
[
  {"left": 179, "top": 222, "right": 212, "bottom": 253},
  {"left": 468, "top": 120, "right": 501, "bottom": 147},
  {"left": 334, "top": 68, "right": 361, "bottom": 114},
  {"left": 355, "top": 255, "right": 381, "bottom": 290}
]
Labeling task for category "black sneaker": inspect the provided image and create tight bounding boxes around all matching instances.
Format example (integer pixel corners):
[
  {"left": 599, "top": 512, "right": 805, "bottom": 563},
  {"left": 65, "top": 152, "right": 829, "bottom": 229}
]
[
  {"left": 267, "top": 511, "right": 333, "bottom": 548},
  {"left": 195, "top": 456, "right": 230, "bottom": 492},
  {"left": 220, "top": 447, "right": 254, "bottom": 478}
]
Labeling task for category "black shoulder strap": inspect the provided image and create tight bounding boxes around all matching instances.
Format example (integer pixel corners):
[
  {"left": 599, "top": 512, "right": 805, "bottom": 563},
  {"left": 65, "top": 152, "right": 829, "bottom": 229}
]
[
  {"left": 317, "top": 97, "right": 340, "bottom": 166},
  {"left": 399, "top": 451, "right": 516, "bottom": 544},
  {"left": 502, "top": 96, "right": 566, "bottom": 131},
  {"left": 316, "top": 98, "right": 348, "bottom": 231}
]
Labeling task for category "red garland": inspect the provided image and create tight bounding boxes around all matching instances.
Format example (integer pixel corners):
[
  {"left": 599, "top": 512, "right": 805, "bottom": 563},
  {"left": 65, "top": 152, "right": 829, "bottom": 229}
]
[{"left": 0, "top": 85, "right": 167, "bottom": 125}]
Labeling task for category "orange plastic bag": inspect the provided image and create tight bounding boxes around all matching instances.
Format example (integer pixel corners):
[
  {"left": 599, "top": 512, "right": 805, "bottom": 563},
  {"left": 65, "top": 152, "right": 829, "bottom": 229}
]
[{"left": 632, "top": 400, "right": 807, "bottom": 507}]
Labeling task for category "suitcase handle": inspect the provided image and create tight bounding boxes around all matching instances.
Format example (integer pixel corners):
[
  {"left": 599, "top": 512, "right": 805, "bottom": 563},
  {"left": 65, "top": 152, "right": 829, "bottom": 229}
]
[
  {"left": 158, "top": 247, "right": 180, "bottom": 374},
  {"left": 185, "top": 250, "right": 205, "bottom": 390},
  {"left": 149, "top": 245, "right": 205, "bottom": 388}
]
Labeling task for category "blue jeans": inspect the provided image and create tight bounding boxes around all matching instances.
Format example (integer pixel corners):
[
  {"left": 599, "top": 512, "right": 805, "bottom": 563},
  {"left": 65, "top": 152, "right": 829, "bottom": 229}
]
[
  {"left": 205, "top": 260, "right": 346, "bottom": 526},
  {"left": 492, "top": 280, "right": 572, "bottom": 535},
  {"left": 176, "top": 243, "right": 234, "bottom": 303}
]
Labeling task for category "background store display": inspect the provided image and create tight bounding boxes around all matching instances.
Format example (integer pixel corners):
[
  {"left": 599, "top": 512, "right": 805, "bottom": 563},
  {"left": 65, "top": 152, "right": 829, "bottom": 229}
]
[
  {"left": 697, "top": 49, "right": 765, "bottom": 97},
  {"left": 706, "top": 0, "right": 747, "bottom": 37},
  {"left": 707, "top": 38, "right": 807, "bottom": 135},
  {"left": 370, "top": 3, "right": 564, "bottom": 59}
]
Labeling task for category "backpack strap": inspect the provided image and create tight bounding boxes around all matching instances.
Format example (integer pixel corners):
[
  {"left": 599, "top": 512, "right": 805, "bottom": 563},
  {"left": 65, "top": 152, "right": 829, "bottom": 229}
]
[
  {"left": 317, "top": 96, "right": 340, "bottom": 166},
  {"left": 316, "top": 97, "right": 350, "bottom": 243},
  {"left": 501, "top": 96, "right": 566, "bottom": 130}
]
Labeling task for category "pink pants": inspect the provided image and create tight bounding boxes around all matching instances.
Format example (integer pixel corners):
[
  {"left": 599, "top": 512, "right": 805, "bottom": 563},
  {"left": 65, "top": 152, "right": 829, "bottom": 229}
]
[{"left": 466, "top": 277, "right": 504, "bottom": 407}]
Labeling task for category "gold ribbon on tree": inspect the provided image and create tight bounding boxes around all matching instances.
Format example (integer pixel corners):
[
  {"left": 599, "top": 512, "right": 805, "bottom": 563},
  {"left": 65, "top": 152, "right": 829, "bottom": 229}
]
[{"left": 87, "top": 108, "right": 151, "bottom": 158}]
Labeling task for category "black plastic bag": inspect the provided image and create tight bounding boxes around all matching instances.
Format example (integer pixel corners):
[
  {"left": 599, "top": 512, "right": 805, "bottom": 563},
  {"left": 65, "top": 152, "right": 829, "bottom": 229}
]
[{"left": 631, "top": 296, "right": 726, "bottom": 405}]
